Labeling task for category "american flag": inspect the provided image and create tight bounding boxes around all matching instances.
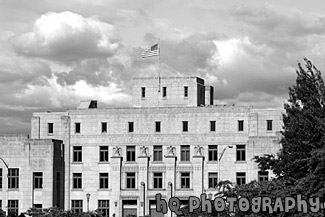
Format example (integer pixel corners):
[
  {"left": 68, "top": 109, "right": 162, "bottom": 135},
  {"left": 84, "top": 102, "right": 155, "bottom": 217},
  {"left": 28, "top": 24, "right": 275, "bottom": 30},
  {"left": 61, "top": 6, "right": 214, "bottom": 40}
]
[{"left": 141, "top": 43, "right": 159, "bottom": 58}]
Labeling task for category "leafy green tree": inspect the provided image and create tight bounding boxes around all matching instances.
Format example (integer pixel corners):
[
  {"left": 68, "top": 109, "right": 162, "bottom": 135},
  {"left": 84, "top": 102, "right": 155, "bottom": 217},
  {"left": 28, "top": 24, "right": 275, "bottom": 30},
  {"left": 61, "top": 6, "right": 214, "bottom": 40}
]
[
  {"left": 0, "top": 209, "right": 5, "bottom": 217},
  {"left": 255, "top": 58, "right": 325, "bottom": 197}
]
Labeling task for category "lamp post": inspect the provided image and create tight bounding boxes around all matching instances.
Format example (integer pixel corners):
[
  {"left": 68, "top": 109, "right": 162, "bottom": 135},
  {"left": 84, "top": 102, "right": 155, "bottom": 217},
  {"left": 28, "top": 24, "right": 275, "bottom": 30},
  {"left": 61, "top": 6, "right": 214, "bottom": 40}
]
[
  {"left": 86, "top": 193, "right": 91, "bottom": 212},
  {"left": 217, "top": 145, "right": 233, "bottom": 185},
  {"left": 141, "top": 182, "right": 145, "bottom": 217},
  {"left": 0, "top": 157, "right": 9, "bottom": 216}
]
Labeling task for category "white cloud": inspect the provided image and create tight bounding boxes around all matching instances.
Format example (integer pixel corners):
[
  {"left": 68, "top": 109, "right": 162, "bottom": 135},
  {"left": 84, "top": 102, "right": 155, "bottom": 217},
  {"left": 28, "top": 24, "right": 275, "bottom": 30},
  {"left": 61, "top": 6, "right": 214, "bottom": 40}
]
[{"left": 10, "top": 11, "right": 119, "bottom": 63}]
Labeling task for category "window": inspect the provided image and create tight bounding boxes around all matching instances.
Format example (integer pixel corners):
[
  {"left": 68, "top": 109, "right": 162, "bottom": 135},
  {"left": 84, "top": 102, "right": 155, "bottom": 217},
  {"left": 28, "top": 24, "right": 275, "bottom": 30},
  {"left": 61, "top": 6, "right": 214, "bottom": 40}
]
[
  {"left": 99, "top": 146, "right": 109, "bottom": 162},
  {"left": 98, "top": 200, "right": 110, "bottom": 217},
  {"left": 210, "top": 121, "right": 216, "bottom": 132},
  {"left": 153, "top": 173, "right": 163, "bottom": 189},
  {"left": 73, "top": 146, "right": 82, "bottom": 162},
  {"left": 182, "top": 121, "right": 188, "bottom": 132},
  {"left": 258, "top": 171, "right": 269, "bottom": 182},
  {"left": 75, "top": 122, "right": 81, "bottom": 134},
  {"left": 155, "top": 121, "right": 161, "bottom": 132},
  {"left": 99, "top": 173, "right": 109, "bottom": 189},
  {"left": 236, "top": 172, "right": 246, "bottom": 185},
  {"left": 208, "top": 145, "right": 218, "bottom": 161},
  {"left": 153, "top": 145, "right": 162, "bottom": 162},
  {"left": 73, "top": 173, "right": 82, "bottom": 189},
  {"left": 48, "top": 123, "right": 53, "bottom": 134},
  {"left": 181, "top": 145, "right": 190, "bottom": 161},
  {"left": 238, "top": 120, "right": 244, "bottom": 131},
  {"left": 0, "top": 200, "right": 1, "bottom": 210},
  {"left": 180, "top": 173, "right": 190, "bottom": 189},
  {"left": 126, "top": 146, "right": 136, "bottom": 162},
  {"left": 141, "top": 87, "right": 146, "bottom": 98},
  {"left": 208, "top": 173, "right": 218, "bottom": 188},
  {"left": 162, "top": 87, "right": 167, "bottom": 97},
  {"left": 236, "top": 145, "right": 246, "bottom": 161},
  {"left": 71, "top": 200, "right": 83, "bottom": 213},
  {"left": 126, "top": 173, "right": 136, "bottom": 189},
  {"left": 8, "top": 200, "right": 18, "bottom": 216},
  {"left": 8, "top": 168, "right": 19, "bottom": 189},
  {"left": 267, "top": 120, "right": 273, "bottom": 131},
  {"left": 33, "top": 204, "right": 43, "bottom": 209},
  {"left": 128, "top": 122, "right": 134, "bottom": 133},
  {"left": 33, "top": 172, "right": 43, "bottom": 189},
  {"left": 101, "top": 122, "right": 107, "bottom": 133},
  {"left": 0, "top": 168, "right": 2, "bottom": 189},
  {"left": 184, "top": 86, "right": 188, "bottom": 97}
]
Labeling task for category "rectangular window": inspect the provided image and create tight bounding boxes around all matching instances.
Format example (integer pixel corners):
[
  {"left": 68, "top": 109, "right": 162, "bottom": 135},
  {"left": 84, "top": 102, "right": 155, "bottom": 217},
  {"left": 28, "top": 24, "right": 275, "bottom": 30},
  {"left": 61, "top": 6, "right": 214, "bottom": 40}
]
[
  {"left": 141, "top": 87, "right": 146, "bottom": 98},
  {"left": 153, "top": 145, "right": 162, "bottom": 162},
  {"left": 182, "top": 121, "right": 188, "bottom": 132},
  {"left": 236, "top": 145, "right": 246, "bottom": 161},
  {"left": 73, "top": 173, "right": 82, "bottom": 189},
  {"left": 153, "top": 173, "right": 163, "bottom": 189},
  {"left": 162, "top": 87, "right": 167, "bottom": 97},
  {"left": 126, "top": 173, "right": 136, "bottom": 189},
  {"left": 126, "top": 146, "right": 136, "bottom": 162},
  {"left": 155, "top": 121, "right": 161, "bottom": 132},
  {"left": 48, "top": 123, "right": 53, "bottom": 134},
  {"left": 8, "top": 168, "right": 19, "bottom": 189},
  {"left": 267, "top": 120, "right": 273, "bottom": 131},
  {"left": 99, "top": 173, "right": 109, "bottom": 189},
  {"left": 0, "top": 168, "right": 2, "bottom": 189},
  {"left": 210, "top": 121, "right": 216, "bottom": 132},
  {"left": 181, "top": 172, "right": 190, "bottom": 189},
  {"left": 181, "top": 145, "right": 190, "bottom": 161},
  {"left": 8, "top": 200, "right": 18, "bottom": 216},
  {"left": 208, "top": 145, "right": 218, "bottom": 161},
  {"left": 236, "top": 172, "right": 246, "bottom": 185},
  {"left": 99, "top": 146, "right": 109, "bottom": 162},
  {"left": 128, "top": 122, "right": 134, "bottom": 133},
  {"left": 98, "top": 200, "right": 110, "bottom": 217},
  {"left": 71, "top": 200, "right": 83, "bottom": 213},
  {"left": 75, "top": 122, "right": 81, "bottom": 134},
  {"left": 258, "top": 171, "right": 269, "bottom": 182},
  {"left": 33, "top": 172, "right": 43, "bottom": 189},
  {"left": 73, "top": 146, "right": 82, "bottom": 162},
  {"left": 184, "top": 86, "right": 188, "bottom": 97},
  {"left": 238, "top": 120, "right": 244, "bottom": 131},
  {"left": 101, "top": 122, "right": 107, "bottom": 133},
  {"left": 208, "top": 173, "right": 218, "bottom": 188},
  {"left": 33, "top": 204, "right": 42, "bottom": 209}
]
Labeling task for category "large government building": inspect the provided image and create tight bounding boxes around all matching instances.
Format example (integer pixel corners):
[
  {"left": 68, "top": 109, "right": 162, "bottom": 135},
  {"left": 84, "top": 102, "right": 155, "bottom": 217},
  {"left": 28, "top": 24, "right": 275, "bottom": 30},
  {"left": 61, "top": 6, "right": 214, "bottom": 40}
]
[{"left": 0, "top": 76, "right": 283, "bottom": 216}]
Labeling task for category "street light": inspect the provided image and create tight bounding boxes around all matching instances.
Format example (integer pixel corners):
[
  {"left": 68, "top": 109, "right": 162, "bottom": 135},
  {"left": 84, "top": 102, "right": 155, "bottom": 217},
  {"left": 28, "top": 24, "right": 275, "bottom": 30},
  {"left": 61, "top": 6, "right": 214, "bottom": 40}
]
[
  {"left": 86, "top": 193, "right": 91, "bottom": 212},
  {"left": 0, "top": 157, "right": 9, "bottom": 216},
  {"left": 217, "top": 145, "right": 233, "bottom": 185},
  {"left": 141, "top": 182, "right": 145, "bottom": 216}
]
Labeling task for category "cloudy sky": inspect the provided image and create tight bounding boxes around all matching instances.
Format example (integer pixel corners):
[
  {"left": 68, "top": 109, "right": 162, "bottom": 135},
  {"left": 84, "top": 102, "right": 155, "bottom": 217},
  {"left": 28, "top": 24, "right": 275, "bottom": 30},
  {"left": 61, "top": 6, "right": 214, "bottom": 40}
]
[{"left": 1, "top": 0, "right": 325, "bottom": 134}]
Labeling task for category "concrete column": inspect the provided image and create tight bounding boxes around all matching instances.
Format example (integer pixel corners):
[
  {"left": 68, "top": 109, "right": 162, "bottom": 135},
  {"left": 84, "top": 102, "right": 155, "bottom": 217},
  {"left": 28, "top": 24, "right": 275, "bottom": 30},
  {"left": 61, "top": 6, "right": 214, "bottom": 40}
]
[
  {"left": 164, "top": 155, "right": 177, "bottom": 217},
  {"left": 138, "top": 155, "right": 149, "bottom": 217},
  {"left": 60, "top": 115, "right": 70, "bottom": 210},
  {"left": 192, "top": 155, "right": 205, "bottom": 196},
  {"left": 110, "top": 155, "right": 122, "bottom": 216}
]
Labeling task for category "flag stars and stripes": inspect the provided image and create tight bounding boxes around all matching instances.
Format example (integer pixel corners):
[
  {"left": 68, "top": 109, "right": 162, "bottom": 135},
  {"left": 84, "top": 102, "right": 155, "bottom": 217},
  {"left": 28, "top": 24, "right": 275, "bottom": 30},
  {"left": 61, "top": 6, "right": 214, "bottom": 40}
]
[{"left": 141, "top": 43, "right": 159, "bottom": 58}]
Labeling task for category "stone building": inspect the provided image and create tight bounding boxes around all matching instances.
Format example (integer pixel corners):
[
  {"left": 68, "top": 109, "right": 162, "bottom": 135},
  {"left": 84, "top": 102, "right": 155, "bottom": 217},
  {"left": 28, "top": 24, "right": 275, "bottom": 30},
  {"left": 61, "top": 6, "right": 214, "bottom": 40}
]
[
  {"left": 1, "top": 76, "right": 283, "bottom": 216},
  {"left": 0, "top": 135, "right": 64, "bottom": 216}
]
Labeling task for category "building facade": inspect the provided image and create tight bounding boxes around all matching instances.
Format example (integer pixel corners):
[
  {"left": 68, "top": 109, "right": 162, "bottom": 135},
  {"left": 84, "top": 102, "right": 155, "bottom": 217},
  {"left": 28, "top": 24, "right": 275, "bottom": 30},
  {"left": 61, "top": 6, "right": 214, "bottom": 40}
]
[
  {"left": 1, "top": 76, "right": 284, "bottom": 216},
  {"left": 0, "top": 135, "right": 64, "bottom": 216}
]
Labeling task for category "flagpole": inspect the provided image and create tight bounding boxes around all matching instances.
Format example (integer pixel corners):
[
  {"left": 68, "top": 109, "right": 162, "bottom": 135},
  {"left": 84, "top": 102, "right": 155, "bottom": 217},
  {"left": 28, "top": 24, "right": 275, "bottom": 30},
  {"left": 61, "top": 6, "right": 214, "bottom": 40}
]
[{"left": 158, "top": 39, "right": 161, "bottom": 93}]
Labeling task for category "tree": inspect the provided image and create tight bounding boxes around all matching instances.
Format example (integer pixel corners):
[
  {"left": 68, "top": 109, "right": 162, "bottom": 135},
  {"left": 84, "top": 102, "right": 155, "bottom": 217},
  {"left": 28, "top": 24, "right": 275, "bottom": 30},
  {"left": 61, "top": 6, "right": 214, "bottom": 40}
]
[{"left": 254, "top": 58, "right": 325, "bottom": 207}]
